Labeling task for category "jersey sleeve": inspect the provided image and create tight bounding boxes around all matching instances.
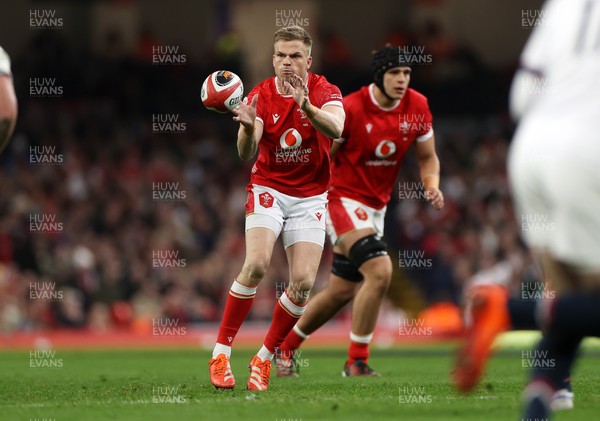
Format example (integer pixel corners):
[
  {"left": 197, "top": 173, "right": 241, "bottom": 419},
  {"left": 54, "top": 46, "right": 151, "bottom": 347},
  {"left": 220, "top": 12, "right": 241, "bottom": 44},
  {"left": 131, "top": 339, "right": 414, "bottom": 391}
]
[
  {"left": 416, "top": 100, "right": 434, "bottom": 142},
  {"left": 335, "top": 95, "right": 354, "bottom": 144},
  {"left": 313, "top": 81, "right": 343, "bottom": 110},
  {"left": 248, "top": 85, "right": 266, "bottom": 124}
]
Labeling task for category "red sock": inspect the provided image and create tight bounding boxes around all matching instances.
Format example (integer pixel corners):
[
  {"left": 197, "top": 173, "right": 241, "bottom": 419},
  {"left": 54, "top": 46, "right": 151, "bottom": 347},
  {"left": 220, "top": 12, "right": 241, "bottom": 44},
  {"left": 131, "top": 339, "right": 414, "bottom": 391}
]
[
  {"left": 279, "top": 327, "right": 307, "bottom": 356},
  {"left": 263, "top": 291, "right": 306, "bottom": 353},
  {"left": 348, "top": 332, "right": 372, "bottom": 364},
  {"left": 216, "top": 280, "right": 257, "bottom": 346}
]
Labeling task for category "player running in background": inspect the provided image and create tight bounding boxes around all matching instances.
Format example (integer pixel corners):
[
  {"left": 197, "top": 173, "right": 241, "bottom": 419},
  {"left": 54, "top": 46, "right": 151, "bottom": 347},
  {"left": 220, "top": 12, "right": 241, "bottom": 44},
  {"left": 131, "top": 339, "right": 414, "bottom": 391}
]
[
  {"left": 208, "top": 25, "right": 345, "bottom": 391},
  {"left": 454, "top": 0, "right": 600, "bottom": 419},
  {"left": 0, "top": 46, "right": 17, "bottom": 153},
  {"left": 277, "top": 44, "right": 443, "bottom": 377},
  {"left": 454, "top": 260, "right": 575, "bottom": 410}
]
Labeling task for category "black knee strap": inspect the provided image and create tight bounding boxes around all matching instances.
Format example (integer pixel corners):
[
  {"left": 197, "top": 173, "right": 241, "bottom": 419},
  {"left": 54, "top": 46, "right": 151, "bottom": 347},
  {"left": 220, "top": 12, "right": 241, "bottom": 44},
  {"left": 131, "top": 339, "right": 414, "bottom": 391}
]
[
  {"left": 332, "top": 252, "right": 364, "bottom": 282},
  {"left": 348, "top": 234, "right": 388, "bottom": 268}
]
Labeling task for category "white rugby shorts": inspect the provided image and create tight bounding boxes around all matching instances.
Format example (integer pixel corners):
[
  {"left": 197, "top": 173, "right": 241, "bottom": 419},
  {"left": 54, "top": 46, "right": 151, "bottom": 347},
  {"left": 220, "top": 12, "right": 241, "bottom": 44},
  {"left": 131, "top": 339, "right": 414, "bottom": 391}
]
[{"left": 245, "top": 184, "right": 327, "bottom": 248}]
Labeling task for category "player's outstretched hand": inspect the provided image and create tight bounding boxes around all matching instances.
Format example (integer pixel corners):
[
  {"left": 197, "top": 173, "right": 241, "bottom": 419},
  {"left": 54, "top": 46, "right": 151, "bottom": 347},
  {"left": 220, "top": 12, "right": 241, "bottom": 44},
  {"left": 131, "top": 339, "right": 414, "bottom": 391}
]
[
  {"left": 425, "top": 188, "right": 444, "bottom": 210},
  {"left": 283, "top": 74, "right": 308, "bottom": 107},
  {"left": 232, "top": 95, "right": 258, "bottom": 129}
]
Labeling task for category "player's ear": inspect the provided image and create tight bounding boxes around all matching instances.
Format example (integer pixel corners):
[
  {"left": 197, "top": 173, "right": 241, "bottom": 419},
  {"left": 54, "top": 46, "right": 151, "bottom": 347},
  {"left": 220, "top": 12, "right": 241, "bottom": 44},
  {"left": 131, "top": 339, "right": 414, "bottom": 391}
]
[{"left": 306, "top": 55, "right": 312, "bottom": 70}]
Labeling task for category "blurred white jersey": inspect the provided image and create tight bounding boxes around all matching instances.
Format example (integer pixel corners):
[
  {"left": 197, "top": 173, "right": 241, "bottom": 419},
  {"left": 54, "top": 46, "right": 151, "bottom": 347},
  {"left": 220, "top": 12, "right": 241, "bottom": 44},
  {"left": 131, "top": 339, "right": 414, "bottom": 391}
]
[
  {"left": 510, "top": 0, "right": 600, "bottom": 135},
  {"left": 509, "top": 0, "right": 600, "bottom": 272},
  {"left": 0, "top": 46, "right": 11, "bottom": 76}
]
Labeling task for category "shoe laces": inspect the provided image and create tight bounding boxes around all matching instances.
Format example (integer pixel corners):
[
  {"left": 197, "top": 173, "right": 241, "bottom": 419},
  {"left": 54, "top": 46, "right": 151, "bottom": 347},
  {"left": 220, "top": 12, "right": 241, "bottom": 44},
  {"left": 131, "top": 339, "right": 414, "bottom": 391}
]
[
  {"left": 257, "top": 358, "right": 271, "bottom": 385},
  {"left": 211, "top": 355, "right": 228, "bottom": 376}
]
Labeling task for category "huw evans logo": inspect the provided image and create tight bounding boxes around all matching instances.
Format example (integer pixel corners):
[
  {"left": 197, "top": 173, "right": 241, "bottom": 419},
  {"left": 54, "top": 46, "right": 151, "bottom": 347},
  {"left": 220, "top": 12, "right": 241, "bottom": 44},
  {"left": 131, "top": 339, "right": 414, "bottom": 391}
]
[
  {"left": 30, "top": 9, "right": 63, "bottom": 29},
  {"left": 521, "top": 214, "right": 556, "bottom": 232},
  {"left": 522, "top": 350, "right": 555, "bottom": 369},
  {"left": 398, "top": 182, "right": 427, "bottom": 201},
  {"left": 152, "top": 114, "right": 186, "bottom": 133},
  {"left": 152, "top": 182, "right": 187, "bottom": 201},
  {"left": 152, "top": 46, "right": 187, "bottom": 65},
  {"left": 522, "top": 9, "right": 547, "bottom": 28},
  {"left": 29, "top": 146, "right": 64, "bottom": 165},
  {"left": 152, "top": 318, "right": 187, "bottom": 336},
  {"left": 398, "top": 250, "right": 432, "bottom": 269},
  {"left": 275, "top": 10, "right": 309, "bottom": 27},
  {"left": 29, "top": 350, "right": 63, "bottom": 368},
  {"left": 397, "top": 46, "right": 433, "bottom": 66},
  {"left": 152, "top": 386, "right": 187, "bottom": 404},
  {"left": 399, "top": 386, "right": 433, "bottom": 404},
  {"left": 30, "top": 282, "right": 63, "bottom": 301},
  {"left": 29, "top": 78, "right": 63, "bottom": 97},
  {"left": 399, "top": 318, "right": 432, "bottom": 336},
  {"left": 152, "top": 250, "right": 187, "bottom": 269},
  {"left": 29, "top": 214, "right": 63, "bottom": 234}
]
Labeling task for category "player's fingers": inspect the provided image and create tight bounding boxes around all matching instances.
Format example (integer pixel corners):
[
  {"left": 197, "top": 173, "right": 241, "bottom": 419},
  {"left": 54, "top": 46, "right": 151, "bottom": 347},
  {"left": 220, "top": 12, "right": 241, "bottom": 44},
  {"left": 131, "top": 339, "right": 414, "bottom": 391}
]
[{"left": 250, "top": 95, "right": 258, "bottom": 107}]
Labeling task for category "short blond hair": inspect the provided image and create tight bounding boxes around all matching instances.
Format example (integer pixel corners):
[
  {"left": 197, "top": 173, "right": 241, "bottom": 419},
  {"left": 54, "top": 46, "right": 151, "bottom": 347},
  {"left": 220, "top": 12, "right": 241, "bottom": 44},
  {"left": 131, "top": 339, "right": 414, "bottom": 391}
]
[{"left": 274, "top": 25, "right": 312, "bottom": 55}]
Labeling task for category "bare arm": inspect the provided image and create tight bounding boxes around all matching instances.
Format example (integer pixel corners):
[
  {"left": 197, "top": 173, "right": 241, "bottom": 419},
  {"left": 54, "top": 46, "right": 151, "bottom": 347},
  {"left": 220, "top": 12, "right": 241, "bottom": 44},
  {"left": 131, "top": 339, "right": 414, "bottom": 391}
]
[
  {"left": 302, "top": 102, "right": 345, "bottom": 139},
  {"left": 285, "top": 74, "right": 345, "bottom": 139},
  {"left": 232, "top": 95, "right": 263, "bottom": 161},
  {"left": 415, "top": 134, "right": 444, "bottom": 210},
  {"left": 329, "top": 139, "right": 344, "bottom": 158}
]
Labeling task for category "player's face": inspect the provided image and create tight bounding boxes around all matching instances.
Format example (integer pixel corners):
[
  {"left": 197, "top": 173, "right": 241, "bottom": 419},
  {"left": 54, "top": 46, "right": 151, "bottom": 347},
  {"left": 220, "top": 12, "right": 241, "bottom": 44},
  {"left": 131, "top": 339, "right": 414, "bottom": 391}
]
[
  {"left": 273, "top": 40, "right": 312, "bottom": 82},
  {"left": 383, "top": 67, "right": 411, "bottom": 100}
]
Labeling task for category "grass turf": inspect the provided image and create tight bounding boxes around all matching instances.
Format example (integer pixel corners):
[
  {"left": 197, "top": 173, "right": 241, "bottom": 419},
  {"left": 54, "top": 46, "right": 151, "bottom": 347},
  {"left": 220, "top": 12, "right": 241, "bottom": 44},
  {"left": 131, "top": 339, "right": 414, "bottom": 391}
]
[{"left": 0, "top": 347, "right": 599, "bottom": 420}]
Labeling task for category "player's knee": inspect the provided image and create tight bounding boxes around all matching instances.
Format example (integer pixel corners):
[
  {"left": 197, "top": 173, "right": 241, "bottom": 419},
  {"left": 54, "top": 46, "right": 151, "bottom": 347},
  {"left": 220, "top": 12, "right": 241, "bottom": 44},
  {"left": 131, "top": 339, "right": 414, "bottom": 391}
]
[
  {"left": 333, "top": 282, "right": 359, "bottom": 303},
  {"left": 289, "top": 274, "right": 314, "bottom": 294},
  {"left": 241, "top": 257, "right": 270, "bottom": 284},
  {"left": 362, "top": 257, "right": 392, "bottom": 296},
  {"left": 347, "top": 235, "right": 390, "bottom": 295}
]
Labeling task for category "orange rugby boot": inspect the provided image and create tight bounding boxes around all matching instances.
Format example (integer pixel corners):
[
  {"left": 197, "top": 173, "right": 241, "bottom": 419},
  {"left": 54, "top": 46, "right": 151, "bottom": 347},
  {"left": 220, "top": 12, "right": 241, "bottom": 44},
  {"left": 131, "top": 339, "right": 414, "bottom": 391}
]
[
  {"left": 209, "top": 353, "right": 235, "bottom": 389},
  {"left": 453, "top": 284, "right": 510, "bottom": 393},
  {"left": 246, "top": 355, "right": 272, "bottom": 391}
]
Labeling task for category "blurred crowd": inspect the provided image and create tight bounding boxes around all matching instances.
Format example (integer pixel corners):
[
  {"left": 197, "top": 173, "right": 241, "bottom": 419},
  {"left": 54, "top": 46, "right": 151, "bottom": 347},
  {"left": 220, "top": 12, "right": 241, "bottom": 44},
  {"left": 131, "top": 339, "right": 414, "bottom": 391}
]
[{"left": 0, "top": 23, "right": 538, "bottom": 333}]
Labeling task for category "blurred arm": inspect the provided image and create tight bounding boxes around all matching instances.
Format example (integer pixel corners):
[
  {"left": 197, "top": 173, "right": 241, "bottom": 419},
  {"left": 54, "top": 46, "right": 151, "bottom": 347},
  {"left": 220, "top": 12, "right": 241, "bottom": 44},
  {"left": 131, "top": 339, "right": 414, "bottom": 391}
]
[
  {"left": 302, "top": 102, "right": 345, "bottom": 140},
  {"left": 329, "top": 138, "right": 344, "bottom": 158},
  {"left": 415, "top": 134, "right": 444, "bottom": 210}
]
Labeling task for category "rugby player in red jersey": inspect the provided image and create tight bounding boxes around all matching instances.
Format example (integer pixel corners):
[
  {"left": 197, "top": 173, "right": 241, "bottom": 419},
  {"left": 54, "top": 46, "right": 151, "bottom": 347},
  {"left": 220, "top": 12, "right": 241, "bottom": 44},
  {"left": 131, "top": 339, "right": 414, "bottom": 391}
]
[
  {"left": 208, "top": 25, "right": 345, "bottom": 391},
  {"left": 278, "top": 44, "right": 444, "bottom": 376}
]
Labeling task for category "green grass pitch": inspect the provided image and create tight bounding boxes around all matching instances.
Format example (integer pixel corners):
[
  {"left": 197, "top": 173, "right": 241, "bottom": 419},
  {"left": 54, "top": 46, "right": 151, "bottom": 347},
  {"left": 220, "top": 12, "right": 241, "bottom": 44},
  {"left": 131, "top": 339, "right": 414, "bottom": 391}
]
[{"left": 1, "top": 345, "right": 599, "bottom": 420}]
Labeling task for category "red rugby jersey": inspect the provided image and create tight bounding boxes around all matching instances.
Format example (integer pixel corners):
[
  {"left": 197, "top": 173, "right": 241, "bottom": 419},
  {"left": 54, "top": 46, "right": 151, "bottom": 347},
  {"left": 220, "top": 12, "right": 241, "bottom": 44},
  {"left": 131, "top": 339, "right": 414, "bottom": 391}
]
[
  {"left": 329, "top": 84, "right": 433, "bottom": 209},
  {"left": 247, "top": 73, "right": 343, "bottom": 197}
]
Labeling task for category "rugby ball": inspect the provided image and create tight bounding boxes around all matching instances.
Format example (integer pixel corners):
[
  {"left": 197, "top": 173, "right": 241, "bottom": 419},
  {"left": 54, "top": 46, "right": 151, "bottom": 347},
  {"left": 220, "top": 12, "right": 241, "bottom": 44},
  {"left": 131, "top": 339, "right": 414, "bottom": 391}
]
[{"left": 201, "top": 70, "right": 244, "bottom": 113}]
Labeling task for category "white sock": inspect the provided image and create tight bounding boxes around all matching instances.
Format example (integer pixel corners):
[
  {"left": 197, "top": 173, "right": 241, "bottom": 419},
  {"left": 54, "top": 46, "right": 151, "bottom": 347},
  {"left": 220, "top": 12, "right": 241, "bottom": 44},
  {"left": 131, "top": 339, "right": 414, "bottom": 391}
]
[
  {"left": 212, "top": 343, "right": 232, "bottom": 359},
  {"left": 350, "top": 331, "right": 373, "bottom": 344},
  {"left": 293, "top": 324, "right": 310, "bottom": 339},
  {"left": 257, "top": 345, "right": 274, "bottom": 361}
]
